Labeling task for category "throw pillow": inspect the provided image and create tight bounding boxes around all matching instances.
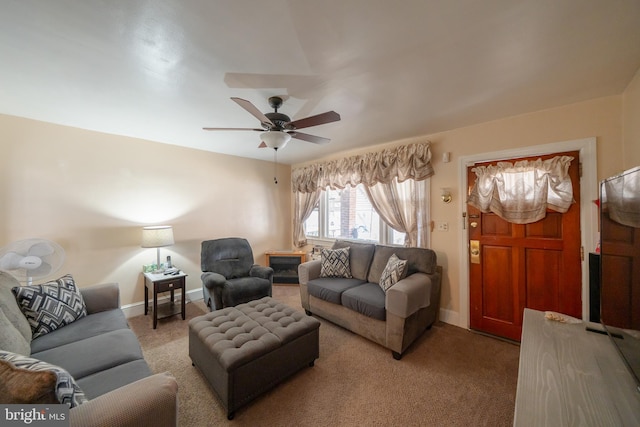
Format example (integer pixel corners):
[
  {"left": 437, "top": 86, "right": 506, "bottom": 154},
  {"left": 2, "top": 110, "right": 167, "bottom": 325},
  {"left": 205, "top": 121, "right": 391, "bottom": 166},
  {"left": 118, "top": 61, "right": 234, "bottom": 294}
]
[
  {"left": 12, "top": 274, "right": 87, "bottom": 339},
  {"left": 320, "top": 247, "right": 353, "bottom": 278},
  {"left": 0, "top": 350, "right": 88, "bottom": 407},
  {"left": 379, "top": 254, "right": 408, "bottom": 292},
  {"left": 0, "top": 359, "right": 58, "bottom": 404}
]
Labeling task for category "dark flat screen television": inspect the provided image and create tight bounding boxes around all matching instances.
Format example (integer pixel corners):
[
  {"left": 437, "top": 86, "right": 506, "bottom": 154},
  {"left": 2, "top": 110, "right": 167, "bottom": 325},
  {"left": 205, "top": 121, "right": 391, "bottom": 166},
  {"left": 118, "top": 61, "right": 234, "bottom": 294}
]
[{"left": 599, "top": 165, "right": 640, "bottom": 392}]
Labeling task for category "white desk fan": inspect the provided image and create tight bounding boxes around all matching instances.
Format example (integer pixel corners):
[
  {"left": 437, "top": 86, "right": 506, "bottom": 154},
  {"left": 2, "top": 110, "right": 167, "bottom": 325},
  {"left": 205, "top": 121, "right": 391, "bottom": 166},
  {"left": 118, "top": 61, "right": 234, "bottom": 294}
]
[{"left": 0, "top": 239, "right": 65, "bottom": 285}]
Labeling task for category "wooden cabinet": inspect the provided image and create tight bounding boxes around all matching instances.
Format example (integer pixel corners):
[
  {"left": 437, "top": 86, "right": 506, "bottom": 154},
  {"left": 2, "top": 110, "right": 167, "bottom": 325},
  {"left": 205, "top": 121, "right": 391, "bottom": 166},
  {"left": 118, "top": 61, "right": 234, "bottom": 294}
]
[{"left": 265, "top": 251, "right": 306, "bottom": 284}]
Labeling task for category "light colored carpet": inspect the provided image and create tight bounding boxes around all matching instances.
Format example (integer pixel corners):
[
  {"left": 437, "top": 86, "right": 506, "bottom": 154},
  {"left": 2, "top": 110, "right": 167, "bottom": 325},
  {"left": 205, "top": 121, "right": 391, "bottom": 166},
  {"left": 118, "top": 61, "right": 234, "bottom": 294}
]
[{"left": 128, "top": 285, "right": 519, "bottom": 426}]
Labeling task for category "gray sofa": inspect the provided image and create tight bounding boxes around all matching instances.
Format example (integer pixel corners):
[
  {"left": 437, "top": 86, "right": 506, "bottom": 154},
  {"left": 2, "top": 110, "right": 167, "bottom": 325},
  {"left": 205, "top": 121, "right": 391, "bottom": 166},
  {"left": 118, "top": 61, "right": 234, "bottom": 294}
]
[
  {"left": 298, "top": 240, "right": 442, "bottom": 359},
  {"left": 0, "top": 271, "right": 178, "bottom": 427}
]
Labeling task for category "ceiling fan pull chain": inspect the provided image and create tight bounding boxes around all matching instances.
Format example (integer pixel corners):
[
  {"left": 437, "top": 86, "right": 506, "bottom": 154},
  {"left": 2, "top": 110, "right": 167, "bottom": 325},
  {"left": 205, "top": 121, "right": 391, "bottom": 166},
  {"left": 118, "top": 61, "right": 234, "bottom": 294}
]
[{"left": 274, "top": 147, "right": 278, "bottom": 184}]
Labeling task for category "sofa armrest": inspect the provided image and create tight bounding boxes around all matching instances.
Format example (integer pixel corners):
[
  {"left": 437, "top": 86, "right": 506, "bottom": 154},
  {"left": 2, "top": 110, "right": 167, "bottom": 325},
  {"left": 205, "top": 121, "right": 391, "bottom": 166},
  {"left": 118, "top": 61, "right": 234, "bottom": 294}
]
[
  {"left": 201, "top": 272, "right": 226, "bottom": 289},
  {"left": 298, "top": 260, "right": 321, "bottom": 285},
  {"left": 385, "top": 273, "right": 433, "bottom": 318},
  {"left": 250, "top": 264, "right": 274, "bottom": 281},
  {"left": 81, "top": 283, "right": 120, "bottom": 314},
  {"left": 70, "top": 372, "right": 178, "bottom": 427}
]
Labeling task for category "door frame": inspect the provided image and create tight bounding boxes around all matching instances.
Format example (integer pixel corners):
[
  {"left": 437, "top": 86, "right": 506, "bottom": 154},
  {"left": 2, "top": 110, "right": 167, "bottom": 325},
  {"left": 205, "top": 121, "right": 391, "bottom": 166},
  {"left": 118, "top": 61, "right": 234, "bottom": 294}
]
[{"left": 456, "top": 137, "right": 598, "bottom": 330}]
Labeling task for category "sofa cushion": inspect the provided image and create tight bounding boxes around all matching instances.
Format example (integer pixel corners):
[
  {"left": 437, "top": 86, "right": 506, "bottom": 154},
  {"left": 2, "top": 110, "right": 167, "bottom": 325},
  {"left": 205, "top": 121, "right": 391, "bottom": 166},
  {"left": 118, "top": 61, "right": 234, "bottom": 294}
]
[
  {"left": 307, "top": 277, "right": 365, "bottom": 304},
  {"left": 32, "top": 329, "right": 145, "bottom": 380},
  {"left": 0, "top": 271, "right": 32, "bottom": 343},
  {"left": 30, "top": 309, "right": 130, "bottom": 354},
  {"left": 368, "top": 245, "right": 437, "bottom": 284},
  {"left": 320, "top": 247, "right": 352, "bottom": 278},
  {"left": 0, "top": 350, "right": 88, "bottom": 408},
  {"left": 341, "top": 283, "right": 386, "bottom": 321},
  {"left": 0, "top": 307, "right": 31, "bottom": 356},
  {"left": 332, "top": 240, "right": 375, "bottom": 281},
  {"left": 379, "top": 254, "right": 408, "bottom": 292},
  {"left": 76, "top": 359, "right": 152, "bottom": 399},
  {"left": 12, "top": 274, "right": 87, "bottom": 339}
]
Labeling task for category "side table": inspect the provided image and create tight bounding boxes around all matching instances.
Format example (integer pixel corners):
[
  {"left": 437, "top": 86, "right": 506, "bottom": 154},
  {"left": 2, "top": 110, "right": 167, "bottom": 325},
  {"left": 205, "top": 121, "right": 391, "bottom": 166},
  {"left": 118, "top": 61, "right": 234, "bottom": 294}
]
[{"left": 143, "top": 271, "right": 187, "bottom": 329}]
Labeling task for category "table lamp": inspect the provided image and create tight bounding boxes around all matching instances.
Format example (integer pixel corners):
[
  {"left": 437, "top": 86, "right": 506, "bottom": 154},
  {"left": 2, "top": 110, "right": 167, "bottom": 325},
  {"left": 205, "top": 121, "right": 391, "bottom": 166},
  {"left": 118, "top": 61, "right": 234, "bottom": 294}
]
[{"left": 141, "top": 225, "right": 174, "bottom": 272}]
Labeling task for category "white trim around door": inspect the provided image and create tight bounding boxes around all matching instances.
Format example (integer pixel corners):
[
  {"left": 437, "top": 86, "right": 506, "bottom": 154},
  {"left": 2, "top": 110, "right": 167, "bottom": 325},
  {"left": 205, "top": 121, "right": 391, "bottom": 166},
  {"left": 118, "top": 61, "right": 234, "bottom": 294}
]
[{"left": 456, "top": 137, "right": 598, "bottom": 331}]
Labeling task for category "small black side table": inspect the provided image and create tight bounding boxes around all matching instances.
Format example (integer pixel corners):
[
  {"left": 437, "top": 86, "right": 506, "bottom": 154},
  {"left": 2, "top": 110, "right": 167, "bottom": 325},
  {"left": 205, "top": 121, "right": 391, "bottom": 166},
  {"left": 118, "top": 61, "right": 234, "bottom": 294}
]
[{"left": 143, "top": 271, "right": 187, "bottom": 329}]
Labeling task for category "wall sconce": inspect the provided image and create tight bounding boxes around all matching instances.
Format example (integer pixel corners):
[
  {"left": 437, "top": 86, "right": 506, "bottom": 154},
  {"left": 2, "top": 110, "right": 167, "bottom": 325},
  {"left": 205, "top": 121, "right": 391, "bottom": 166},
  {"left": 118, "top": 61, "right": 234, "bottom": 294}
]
[{"left": 441, "top": 188, "right": 452, "bottom": 204}]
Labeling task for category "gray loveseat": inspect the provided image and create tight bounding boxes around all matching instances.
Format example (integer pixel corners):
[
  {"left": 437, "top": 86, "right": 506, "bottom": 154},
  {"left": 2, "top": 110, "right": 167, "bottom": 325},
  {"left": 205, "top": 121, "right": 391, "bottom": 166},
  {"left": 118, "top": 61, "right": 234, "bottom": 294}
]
[
  {"left": 0, "top": 271, "right": 178, "bottom": 427},
  {"left": 298, "top": 240, "right": 442, "bottom": 359}
]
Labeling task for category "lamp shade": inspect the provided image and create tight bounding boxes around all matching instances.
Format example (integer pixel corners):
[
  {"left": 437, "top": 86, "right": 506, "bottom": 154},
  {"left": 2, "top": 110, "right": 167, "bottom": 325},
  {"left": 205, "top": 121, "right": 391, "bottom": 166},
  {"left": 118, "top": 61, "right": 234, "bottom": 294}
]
[
  {"left": 260, "top": 131, "right": 291, "bottom": 150},
  {"left": 141, "top": 226, "right": 174, "bottom": 248}
]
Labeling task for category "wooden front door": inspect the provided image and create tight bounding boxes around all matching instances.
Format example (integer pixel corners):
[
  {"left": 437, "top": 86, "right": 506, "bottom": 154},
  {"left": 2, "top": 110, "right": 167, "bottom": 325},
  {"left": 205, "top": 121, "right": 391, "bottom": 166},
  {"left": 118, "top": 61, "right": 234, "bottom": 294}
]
[{"left": 468, "top": 151, "right": 582, "bottom": 341}]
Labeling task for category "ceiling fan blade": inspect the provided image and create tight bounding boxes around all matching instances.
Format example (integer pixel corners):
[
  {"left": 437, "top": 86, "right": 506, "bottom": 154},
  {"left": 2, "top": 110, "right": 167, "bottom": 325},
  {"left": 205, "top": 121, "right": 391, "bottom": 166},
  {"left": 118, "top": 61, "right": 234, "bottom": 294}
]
[
  {"left": 202, "top": 127, "right": 263, "bottom": 131},
  {"left": 289, "top": 111, "right": 340, "bottom": 130},
  {"left": 231, "top": 97, "right": 274, "bottom": 127},
  {"left": 258, "top": 141, "right": 267, "bottom": 148},
  {"left": 290, "top": 131, "right": 331, "bottom": 144}
]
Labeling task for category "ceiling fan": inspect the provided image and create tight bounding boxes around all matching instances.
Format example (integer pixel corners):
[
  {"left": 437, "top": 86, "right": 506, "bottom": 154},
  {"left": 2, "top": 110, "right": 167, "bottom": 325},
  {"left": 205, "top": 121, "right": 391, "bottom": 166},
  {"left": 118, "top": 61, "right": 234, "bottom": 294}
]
[{"left": 203, "top": 96, "right": 341, "bottom": 151}]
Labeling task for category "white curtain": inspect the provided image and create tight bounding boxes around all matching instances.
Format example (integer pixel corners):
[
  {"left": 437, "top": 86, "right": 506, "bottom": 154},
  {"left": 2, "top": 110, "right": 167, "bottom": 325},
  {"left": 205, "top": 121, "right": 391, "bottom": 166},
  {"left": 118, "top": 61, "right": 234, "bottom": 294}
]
[
  {"left": 292, "top": 142, "right": 434, "bottom": 247},
  {"left": 467, "top": 156, "right": 574, "bottom": 224},
  {"left": 603, "top": 166, "right": 640, "bottom": 228},
  {"left": 365, "top": 178, "right": 428, "bottom": 247},
  {"left": 293, "top": 189, "right": 321, "bottom": 248}
]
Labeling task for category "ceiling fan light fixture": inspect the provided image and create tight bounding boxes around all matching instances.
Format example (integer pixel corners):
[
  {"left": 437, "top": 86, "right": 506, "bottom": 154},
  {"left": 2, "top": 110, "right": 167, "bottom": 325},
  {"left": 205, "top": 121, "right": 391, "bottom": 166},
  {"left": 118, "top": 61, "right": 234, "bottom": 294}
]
[{"left": 260, "top": 131, "right": 291, "bottom": 150}]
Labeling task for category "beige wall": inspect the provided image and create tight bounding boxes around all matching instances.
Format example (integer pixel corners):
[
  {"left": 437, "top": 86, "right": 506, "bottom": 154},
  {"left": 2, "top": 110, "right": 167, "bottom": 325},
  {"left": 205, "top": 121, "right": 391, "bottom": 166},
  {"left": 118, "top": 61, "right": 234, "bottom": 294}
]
[
  {"left": 2, "top": 85, "right": 635, "bottom": 320},
  {"left": 0, "top": 114, "right": 292, "bottom": 307},
  {"left": 294, "top": 95, "right": 625, "bottom": 326},
  {"left": 623, "top": 67, "right": 640, "bottom": 169}
]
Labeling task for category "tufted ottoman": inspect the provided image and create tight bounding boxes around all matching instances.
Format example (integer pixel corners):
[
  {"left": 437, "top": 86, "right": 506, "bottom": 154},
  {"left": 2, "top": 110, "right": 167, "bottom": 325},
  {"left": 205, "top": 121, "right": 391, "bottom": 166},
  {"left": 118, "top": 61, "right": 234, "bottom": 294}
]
[{"left": 189, "top": 297, "right": 321, "bottom": 419}]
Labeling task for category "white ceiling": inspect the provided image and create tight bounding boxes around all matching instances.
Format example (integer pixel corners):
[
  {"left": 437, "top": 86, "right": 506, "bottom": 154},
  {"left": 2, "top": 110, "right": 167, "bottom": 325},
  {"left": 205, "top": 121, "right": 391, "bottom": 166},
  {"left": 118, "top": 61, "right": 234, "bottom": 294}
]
[{"left": 1, "top": 0, "right": 639, "bottom": 165}]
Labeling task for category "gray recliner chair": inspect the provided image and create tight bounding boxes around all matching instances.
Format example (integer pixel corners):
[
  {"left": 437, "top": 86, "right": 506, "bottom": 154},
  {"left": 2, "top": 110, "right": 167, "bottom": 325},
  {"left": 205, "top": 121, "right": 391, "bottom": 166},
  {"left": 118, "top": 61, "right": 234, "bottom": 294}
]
[{"left": 201, "top": 238, "right": 273, "bottom": 311}]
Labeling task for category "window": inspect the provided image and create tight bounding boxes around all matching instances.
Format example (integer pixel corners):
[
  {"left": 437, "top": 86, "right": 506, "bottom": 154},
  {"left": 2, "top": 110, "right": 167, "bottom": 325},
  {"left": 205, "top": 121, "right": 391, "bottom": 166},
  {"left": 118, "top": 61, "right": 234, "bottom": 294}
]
[{"left": 304, "top": 184, "right": 406, "bottom": 244}]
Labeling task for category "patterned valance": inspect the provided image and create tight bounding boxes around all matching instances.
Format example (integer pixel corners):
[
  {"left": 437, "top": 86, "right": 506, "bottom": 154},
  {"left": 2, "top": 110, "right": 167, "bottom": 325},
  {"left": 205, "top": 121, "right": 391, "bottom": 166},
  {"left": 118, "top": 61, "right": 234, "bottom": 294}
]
[{"left": 291, "top": 142, "right": 434, "bottom": 193}]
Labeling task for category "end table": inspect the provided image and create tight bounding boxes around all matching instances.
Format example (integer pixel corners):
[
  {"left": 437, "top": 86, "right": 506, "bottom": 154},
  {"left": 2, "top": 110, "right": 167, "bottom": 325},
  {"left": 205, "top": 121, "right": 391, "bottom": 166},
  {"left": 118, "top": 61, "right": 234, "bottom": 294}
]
[{"left": 143, "top": 271, "right": 187, "bottom": 329}]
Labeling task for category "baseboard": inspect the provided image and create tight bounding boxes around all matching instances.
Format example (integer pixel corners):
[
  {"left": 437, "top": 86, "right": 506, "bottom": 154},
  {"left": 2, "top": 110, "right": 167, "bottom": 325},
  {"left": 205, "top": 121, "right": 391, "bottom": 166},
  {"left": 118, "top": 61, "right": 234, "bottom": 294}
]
[
  {"left": 438, "top": 307, "right": 460, "bottom": 328},
  {"left": 121, "top": 287, "right": 204, "bottom": 318}
]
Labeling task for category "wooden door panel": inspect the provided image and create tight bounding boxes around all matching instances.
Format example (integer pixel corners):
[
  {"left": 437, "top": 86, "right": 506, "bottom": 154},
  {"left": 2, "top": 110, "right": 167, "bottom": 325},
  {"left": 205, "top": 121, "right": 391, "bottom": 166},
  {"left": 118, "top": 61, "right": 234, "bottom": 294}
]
[
  {"left": 468, "top": 150, "right": 581, "bottom": 341},
  {"left": 482, "top": 245, "right": 515, "bottom": 322},
  {"left": 601, "top": 255, "right": 632, "bottom": 326},
  {"left": 525, "top": 248, "right": 561, "bottom": 311},
  {"left": 601, "top": 212, "right": 640, "bottom": 329},
  {"left": 525, "top": 213, "right": 562, "bottom": 238},
  {"left": 481, "top": 215, "right": 511, "bottom": 236}
]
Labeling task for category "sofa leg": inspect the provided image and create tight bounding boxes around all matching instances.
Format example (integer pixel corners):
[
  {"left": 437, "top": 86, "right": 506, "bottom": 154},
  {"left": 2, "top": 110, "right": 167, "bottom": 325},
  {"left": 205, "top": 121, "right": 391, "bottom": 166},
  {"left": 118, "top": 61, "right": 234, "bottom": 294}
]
[
  {"left": 305, "top": 309, "right": 312, "bottom": 316},
  {"left": 227, "top": 412, "right": 234, "bottom": 420},
  {"left": 392, "top": 351, "right": 402, "bottom": 360}
]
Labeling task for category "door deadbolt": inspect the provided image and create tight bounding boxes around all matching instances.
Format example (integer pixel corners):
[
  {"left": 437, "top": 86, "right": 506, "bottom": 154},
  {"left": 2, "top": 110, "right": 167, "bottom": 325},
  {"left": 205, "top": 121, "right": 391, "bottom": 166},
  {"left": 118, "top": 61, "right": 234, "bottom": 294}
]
[{"left": 470, "top": 240, "right": 480, "bottom": 264}]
